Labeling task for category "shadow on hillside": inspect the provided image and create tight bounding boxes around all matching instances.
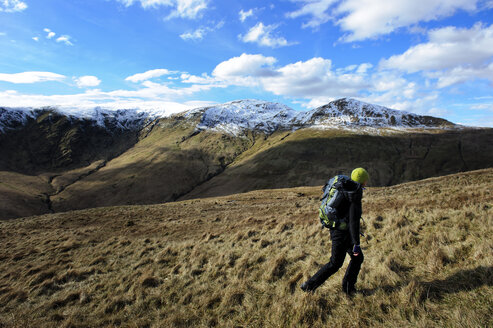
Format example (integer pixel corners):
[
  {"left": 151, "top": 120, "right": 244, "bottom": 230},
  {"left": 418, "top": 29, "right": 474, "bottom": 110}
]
[
  {"left": 361, "top": 266, "right": 493, "bottom": 299},
  {"left": 185, "top": 128, "right": 493, "bottom": 200}
]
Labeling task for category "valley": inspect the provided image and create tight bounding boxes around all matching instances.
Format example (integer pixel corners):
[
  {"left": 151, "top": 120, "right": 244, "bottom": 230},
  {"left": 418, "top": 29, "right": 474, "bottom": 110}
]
[{"left": 1, "top": 98, "right": 492, "bottom": 220}]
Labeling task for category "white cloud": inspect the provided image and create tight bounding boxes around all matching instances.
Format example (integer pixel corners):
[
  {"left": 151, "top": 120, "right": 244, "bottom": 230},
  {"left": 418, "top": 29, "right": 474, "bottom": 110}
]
[
  {"left": 0, "top": 90, "right": 196, "bottom": 116},
  {"left": 211, "top": 54, "right": 445, "bottom": 117},
  {"left": 380, "top": 23, "right": 493, "bottom": 88},
  {"left": 32, "top": 36, "right": 39, "bottom": 41},
  {"left": 239, "top": 22, "right": 296, "bottom": 48},
  {"left": 44, "top": 28, "right": 56, "bottom": 39},
  {"left": 42, "top": 28, "right": 74, "bottom": 45},
  {"left": 381, "top": 23, "right": 493, "bottom": 72},
  {"left": 180, "top": 21, "right": 224, "bottom": 41},
  {"left": 239, "top": 9, "right": 254, "bottom": 22},
  {"left": 287, "top": 0, "right": 482, "bottom": 41},
  {"left": 180, "top": 28, "right": 207, "bottom": 40},
  {"left": 116, "top": 0, "right": 208, "bottom": 19},
  {"left": 286, "top": 0, "right": 337, "bottom": 28},
  {"left": 356, "top": 63, "right": 373, "bottom": 74},
  {"left": 56, "top": 35, "right": 74, "bottom": 46},
  {"left": 426, "top": 63, "right": 493, "bottom": 88},
  {"left": 212, "top": 53, "right": 278, "bottom": 86},
  {"left": 167, "top": 0, "right": 208, "bottom": 19},
  {"left": 0, "top": 0, "right": 27, "bottom": 12},
  {"left": 0, "top": 71, "right": 66, "bottom": 84},
  {"left": 470, "top": 103, "right": 493, "bottom": 111},
  {"left": 261, "top": 57, "right": 369, "bottom": 98},
  {"left": 335, "top": 0, "right": 479, "bottom": 41},
  {"left": 74, "top": 76, "right": 101, "bottom": 88},
  {"left": 125, "top": 69, "right": 175, "bottom": 82},
  {"left": 180, "top": 73, "right": 218, "bottom": 84},
  {"left": 212, "top": 54, "right": 372, "bottom": 101}
]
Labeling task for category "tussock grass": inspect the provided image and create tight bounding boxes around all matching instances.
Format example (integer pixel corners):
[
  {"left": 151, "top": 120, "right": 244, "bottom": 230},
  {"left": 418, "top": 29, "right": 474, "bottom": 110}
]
[{"left": 0, "top": 168, "right": 492, "bottom": 327}]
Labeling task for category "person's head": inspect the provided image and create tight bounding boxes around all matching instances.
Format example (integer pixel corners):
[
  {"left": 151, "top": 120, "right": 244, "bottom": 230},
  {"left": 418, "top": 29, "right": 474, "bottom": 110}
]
[{"left": 351, "top": 168, "right": 369, "bottom": 186}]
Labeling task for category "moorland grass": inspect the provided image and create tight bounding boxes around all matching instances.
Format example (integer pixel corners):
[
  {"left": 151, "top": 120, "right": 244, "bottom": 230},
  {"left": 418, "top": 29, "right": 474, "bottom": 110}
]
[{"left": 0, "top": 168, "right": 492, "bottom": 327}]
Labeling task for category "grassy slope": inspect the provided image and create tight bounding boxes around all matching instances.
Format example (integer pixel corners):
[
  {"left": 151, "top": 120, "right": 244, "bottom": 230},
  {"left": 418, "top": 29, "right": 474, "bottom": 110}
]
[
  {"left": 49, "top": 117, "right": 253, "bottom": 212},
  {"left": 0, "top": 171, "right": 53, "bottom": 219},
  {"left": 1, "top": 168, "right": 491, "bottom": 327},
  {"left": 182, "top": 127, "right": 493, "bottom": 200},
  {"left": 2, "top": 126, "right": 493, "bottom": 220}
]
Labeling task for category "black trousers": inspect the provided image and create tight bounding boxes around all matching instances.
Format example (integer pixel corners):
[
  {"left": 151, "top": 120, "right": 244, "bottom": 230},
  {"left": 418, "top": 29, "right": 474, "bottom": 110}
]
[{"left": 306, "top": 229, "right": 364, "bottom": 292}]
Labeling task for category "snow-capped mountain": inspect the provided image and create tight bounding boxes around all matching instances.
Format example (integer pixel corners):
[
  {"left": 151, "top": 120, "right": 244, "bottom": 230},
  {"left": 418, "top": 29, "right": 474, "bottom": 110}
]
[
  {"left": 183, "top": 99, "right": 299, "bottom": 135},
  {"left": 0, "top": 98, "right": 454, "bottom": 135},
  {"left": 182, "top": 98, "right": 454, "bottom": 135},
  {"left": 303, "top": 98, "right": 453, "bottom": 129},
  {"left": 0, "top": 106, "right": 154, "bottom": 133}
]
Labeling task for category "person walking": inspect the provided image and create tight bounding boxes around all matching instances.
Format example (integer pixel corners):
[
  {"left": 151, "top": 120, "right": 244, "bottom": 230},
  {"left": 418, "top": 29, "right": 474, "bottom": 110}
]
[{"left": 300, "top": 168, "right": 369, "bottom": 295}]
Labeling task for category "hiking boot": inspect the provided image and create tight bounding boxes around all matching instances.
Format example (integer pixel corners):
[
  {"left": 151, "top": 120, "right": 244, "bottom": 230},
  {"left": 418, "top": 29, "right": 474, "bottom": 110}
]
[
  {"left": 342, "top": 285, "right": 357, "bottom": 296},
  {"left": 300, "top": 281, "right": 315, "bottom": 293}
]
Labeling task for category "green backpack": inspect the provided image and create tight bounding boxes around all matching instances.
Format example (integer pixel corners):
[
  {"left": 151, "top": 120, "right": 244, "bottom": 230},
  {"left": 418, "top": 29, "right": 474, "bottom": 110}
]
[{"left": 318, "top": 175, "right": 350, "bottom": 230}]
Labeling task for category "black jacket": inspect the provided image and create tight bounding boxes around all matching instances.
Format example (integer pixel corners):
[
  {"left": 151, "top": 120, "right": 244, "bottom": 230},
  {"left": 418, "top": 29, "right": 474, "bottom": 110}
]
[{"left": 338, "top": 179, "right": 363, "bottom": 245}]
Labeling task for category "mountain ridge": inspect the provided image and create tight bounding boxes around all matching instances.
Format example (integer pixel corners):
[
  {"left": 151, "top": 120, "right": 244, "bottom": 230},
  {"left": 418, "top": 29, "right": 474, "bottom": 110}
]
[
  {"left": 0, "top": 98, "right": 457, "bottom": 136},
  {"left": 1, "top": 98, "right": 491, "bottom": 220}
]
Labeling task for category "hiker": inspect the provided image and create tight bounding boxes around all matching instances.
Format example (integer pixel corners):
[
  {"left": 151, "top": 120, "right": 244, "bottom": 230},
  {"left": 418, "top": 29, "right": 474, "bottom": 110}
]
[{"left": 301, "top": 168, "right": 369, "bottom": 295}]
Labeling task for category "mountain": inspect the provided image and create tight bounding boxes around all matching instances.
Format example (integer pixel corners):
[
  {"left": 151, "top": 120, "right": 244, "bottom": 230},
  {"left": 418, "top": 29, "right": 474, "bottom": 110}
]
[
  {"left": 180, "top": 98, "right": 455, "bottom": 135},
  {"left": 1, "top": 98, "right": 492, "bottom": 219},
  {"left": 0, "top": 107, "right": 153, "bottom": 173}
]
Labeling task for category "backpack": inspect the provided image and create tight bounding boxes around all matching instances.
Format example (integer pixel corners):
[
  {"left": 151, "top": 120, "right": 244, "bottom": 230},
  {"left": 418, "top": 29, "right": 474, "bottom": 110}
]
[{"left": 318, "top": 175, "right": 350, "bottom": 230}]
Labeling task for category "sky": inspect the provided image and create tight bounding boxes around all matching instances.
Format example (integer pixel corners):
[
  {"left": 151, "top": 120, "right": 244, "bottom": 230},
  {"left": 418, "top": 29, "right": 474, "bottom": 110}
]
[{"left": 1, "top": 0, "right": 493, "bottom": 127}]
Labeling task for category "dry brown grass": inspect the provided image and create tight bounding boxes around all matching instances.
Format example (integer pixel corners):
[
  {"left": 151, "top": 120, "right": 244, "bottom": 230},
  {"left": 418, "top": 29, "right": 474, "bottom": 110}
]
[{"left": 0, "top": 168, "right": 492, "bottom": 327}]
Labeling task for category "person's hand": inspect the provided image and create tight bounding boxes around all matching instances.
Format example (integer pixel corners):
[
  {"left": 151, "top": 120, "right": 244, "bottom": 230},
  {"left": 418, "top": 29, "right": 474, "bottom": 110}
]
[{"left": 353, "top": 244, "right": 361, "bottom": 256}]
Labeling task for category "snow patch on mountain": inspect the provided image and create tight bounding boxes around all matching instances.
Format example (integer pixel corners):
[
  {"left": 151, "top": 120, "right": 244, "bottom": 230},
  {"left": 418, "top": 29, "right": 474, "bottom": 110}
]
[
  {"left": 0, "top": 107, "right": 36, "bottom": 133},
  {"left": 186, "top": 98, "right": 454, "bottom": 135},
  {"left": 302, "top": 98, "right": 436, "bottom": 128},
  {"left": 186, "top": 99, "right": 299, "bottom": 135},
  {"left": 0, "top": 106, "right": 158, "bottom": 133},
  {"left": 0, "top": 98, "right": 455, "bottom": 135}
]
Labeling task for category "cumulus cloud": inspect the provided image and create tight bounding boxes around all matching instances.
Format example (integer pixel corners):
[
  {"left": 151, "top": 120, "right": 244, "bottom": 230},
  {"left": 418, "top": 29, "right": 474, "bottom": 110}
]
[
  {"left": 380, "top": 23, "right": 493, "bottom": 88},
  {"left": 32, "top": 36, "right": 39, "bottom": 41},
  {"left": 426, "top": 63, "right": 493, "bottom": 88},
  {"left": 0, "top": 0, "right": 27, "bottom": 12},
  {"left": 239, "top": 9, "right": 254, "bottom": 22},
  {"left": 286, "top": 0, "right": 337, "bottom": 28},
  {"left": 212, "top": 53, "right": 278, "bottom": 86},
  {"left": 180, "top": 28, "right": 207, "bottom": 40},
  {"left": 381, "top": 23, "right": 493, "bottom": 72},
  {"left": 0, "top": 90, "right": 198, "bottom": 116},
  {"left": 287, "top": 0, "right": 482, "bottom": 41},
  {"left": 211, "top": 54, "right": 372, "bottom": 102},
  {"left": 44, "top": 28, "right": 56, "bottom": 39},
  {"left": 43, "top": 28, "right": 74, "bottom": 45},
  {"left": 180, "top": 21, "right": 224, "bottom": 41},
  {"left": 239, "top": 22, "right": 296, "bottom": 48},
  {"left": 210, "top": 54, "right": 442, "bottom": 116},
  {"left": 261, "top": 57, "right": 370, "bottom": 98},
  {"left": 180, "top": 73, "right": 218, "bottom": 84},
  {"left": 0, "top": 71, "right": 66, "bottom": 84},
  {"left": 74, "top": 76, "right": 101, "bottom": 88},
  {"left": 125, "top": 69, "right": 176, "bottom": 83},
  {"left": 335, "top": 0, "right": 478, "bottom": 41},
  {"left": 56, "top": 35, "right": 74, "bottom": 46},
  {"left": 116, "top": 0, "right": 208, "bottom": 19}
]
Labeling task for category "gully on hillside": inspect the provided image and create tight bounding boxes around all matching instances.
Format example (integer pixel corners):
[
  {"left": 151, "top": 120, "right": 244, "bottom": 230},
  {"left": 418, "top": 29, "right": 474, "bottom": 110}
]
[{"left": 0, "top": 99, "right": 492, "bottom": 219}]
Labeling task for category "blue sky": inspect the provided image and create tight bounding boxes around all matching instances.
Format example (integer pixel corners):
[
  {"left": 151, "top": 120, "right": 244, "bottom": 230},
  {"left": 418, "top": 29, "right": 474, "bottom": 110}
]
[{"left": 1, "top": 0, "right": 493, "bottom": 126}]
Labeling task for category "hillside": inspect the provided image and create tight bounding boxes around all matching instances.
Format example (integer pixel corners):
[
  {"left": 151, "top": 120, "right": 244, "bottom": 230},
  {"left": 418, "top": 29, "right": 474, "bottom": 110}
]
[
  {"left": 0, "top": 168, "right": 492, "bottom": 327},
  {"left": 1, "top": 99, "right": 493, "bottom": 220}
]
